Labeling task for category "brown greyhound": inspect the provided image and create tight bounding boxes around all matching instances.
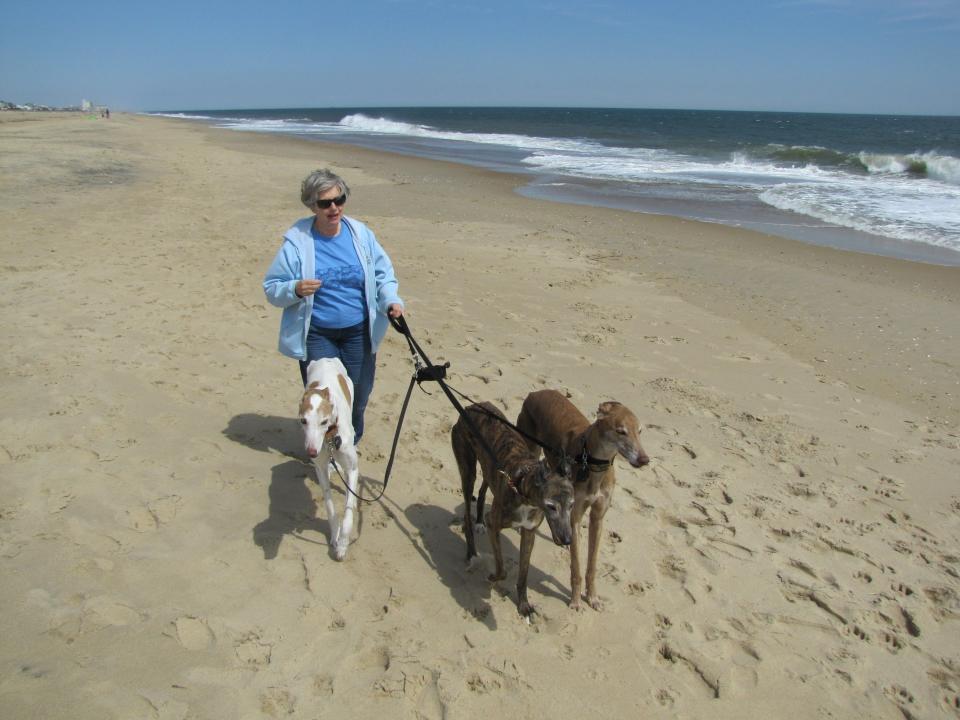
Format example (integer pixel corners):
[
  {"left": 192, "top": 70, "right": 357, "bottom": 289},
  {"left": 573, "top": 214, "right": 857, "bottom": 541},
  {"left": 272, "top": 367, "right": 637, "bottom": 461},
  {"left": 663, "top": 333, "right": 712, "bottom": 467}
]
[
  {"left": 451, "top": 401, "right": 575, "bottom": 616},
  {"left": 516, "top": 389, "right": 649, "bottom": 610}
]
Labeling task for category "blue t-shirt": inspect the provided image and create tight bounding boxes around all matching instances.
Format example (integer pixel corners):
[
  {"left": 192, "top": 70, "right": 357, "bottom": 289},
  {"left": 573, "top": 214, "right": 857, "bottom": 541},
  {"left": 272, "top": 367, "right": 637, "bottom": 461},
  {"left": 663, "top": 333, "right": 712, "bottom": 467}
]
[{"left": 310, "top": 224, "right": 366, "bottom": 328}]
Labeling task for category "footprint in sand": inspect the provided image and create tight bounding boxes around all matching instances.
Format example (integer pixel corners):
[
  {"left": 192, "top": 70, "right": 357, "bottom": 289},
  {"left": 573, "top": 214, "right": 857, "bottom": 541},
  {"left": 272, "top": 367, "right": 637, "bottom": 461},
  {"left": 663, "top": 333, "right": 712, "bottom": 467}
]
[
  {"left": 118, "top": 495, "right": 182, "bottom": 532},
  {"left": 82, "top": 596, "right": 144, "bottom": 630},
  {"left": 626, "top": 580, "right": 653, "bottom": 597},
  {"left": 848, "top": 624, "right": 869, "bottom": 642},
  {"left": 655, "top": 688, "right": 677, "bottom": 707},
  {"left": 883, "top": 685, "right": 918, "bottom": 715},
  {"left": 260, "top": 687, "right": 297, "bottom": 718},
  {"left": 882, "top": 631, "right": 904, "bottom": 653},
  {"left": 234, "top": 631, "right": 272, "bottom": 667},
  {"left": 892, "top": 582, "right": 915, "bottom": 597},
  {"left": 313, "top": 673, "right": 334, "bottom": 696},
  {"left": 941, "top": 692, "right": 960, "bottom": 714},
  {"left": 172, "top": 615, "right": 215, "bottom": 651},
  {"left": 139, "top": 691, "right": 189, "bottom": 720},
  {"left": 43, "top": 489, "right": 74, "bottom": 515}
]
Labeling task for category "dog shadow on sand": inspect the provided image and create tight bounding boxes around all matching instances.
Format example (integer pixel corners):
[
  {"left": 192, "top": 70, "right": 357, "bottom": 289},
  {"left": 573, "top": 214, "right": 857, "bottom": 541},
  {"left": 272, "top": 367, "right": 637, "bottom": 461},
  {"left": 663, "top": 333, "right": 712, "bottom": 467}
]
[
  {"left": 394, "top": 499, "right": 569, "bottom": 628},
  {"left": 224, "top": 412, "right": 369, "bottom": 560}
]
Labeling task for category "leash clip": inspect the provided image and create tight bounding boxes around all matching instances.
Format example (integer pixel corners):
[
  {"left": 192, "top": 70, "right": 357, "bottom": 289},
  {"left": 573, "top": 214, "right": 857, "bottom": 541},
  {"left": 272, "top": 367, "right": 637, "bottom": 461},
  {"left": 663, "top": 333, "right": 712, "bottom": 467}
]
[{"left": 416, "top": 362, "right": 449, "bottom": 383}]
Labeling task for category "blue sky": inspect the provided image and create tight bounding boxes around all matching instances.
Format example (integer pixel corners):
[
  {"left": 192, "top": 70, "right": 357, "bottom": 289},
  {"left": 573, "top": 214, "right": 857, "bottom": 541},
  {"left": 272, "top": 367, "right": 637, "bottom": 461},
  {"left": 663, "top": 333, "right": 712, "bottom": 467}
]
[{"left": 1, "top": 0, "right": 958, "bottom": 115}]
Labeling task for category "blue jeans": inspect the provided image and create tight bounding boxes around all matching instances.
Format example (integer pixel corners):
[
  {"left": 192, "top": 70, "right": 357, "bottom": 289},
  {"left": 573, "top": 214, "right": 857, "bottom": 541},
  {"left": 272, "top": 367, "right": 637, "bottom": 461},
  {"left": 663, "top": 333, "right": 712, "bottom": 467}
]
[{"left": 299, "top": 321, "right": 375, "bottom": 443}]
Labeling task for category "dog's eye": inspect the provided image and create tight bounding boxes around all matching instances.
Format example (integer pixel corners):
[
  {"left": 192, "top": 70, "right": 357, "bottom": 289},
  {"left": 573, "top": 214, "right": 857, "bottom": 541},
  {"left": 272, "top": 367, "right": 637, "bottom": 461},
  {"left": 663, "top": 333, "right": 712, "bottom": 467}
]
[
  {"left": 617, "top": 427, "right": 628, "bottom": 435},
  {"left": 300, "top": 418, "right": 308, "bottom": 425}
]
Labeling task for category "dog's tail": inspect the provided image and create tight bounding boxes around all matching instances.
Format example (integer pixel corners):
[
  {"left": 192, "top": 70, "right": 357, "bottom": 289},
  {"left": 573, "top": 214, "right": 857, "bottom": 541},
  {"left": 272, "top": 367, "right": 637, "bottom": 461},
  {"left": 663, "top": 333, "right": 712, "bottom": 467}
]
[{"left": 451, "top": 418, "right": 478, "bottom": 499}]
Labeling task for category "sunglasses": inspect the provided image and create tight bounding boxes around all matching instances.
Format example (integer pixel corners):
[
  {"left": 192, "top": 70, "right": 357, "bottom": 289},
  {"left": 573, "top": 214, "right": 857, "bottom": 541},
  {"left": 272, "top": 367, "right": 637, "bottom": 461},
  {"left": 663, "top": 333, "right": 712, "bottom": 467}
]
[{"left": 316, "top": 193, "right": 347, "bottom": 209}]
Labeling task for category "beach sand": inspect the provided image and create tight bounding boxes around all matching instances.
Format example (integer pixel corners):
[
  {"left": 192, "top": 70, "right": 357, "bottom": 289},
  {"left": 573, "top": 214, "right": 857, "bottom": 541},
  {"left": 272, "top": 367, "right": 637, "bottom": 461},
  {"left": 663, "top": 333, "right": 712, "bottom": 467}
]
[{"left": 1, "top": 112, "right": 958, "bottom": 719}]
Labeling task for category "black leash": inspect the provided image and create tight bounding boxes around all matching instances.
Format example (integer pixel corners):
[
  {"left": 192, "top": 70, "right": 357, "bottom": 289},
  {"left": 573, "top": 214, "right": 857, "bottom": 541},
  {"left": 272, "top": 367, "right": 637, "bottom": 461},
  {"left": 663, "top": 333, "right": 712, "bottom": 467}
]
[
  {"left": 329, "top": 315, "right": 504, "bottom": 504},
  {"left": 331, "top": 315, "right": 605, "bottom": 504},
  {"left": 386, "top": 315, "right": 503, "bottom": 476},
  {"left": 439, "top": 382, "right": 574, "bottom": 477}
]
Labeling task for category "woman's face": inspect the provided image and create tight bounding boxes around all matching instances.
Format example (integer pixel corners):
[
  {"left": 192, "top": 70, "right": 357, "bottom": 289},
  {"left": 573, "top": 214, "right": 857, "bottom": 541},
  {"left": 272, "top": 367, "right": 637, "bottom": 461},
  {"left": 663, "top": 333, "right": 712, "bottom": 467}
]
[{"left": 313, "top": 186, "right": 346, "bottom": 236}]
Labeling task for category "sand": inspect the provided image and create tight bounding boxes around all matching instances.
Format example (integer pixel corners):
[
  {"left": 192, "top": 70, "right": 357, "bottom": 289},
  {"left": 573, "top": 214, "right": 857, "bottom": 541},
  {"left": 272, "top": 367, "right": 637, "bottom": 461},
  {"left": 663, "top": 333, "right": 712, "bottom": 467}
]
[{"left": 1, "top": 112, "right": 958, "bottom": 719}]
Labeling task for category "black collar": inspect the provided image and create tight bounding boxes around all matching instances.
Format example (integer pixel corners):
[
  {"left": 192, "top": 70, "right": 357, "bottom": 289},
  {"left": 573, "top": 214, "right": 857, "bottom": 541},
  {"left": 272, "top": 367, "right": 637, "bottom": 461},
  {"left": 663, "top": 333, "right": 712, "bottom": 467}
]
[{"left": 573, "top": 442, "right": 613, "bottom": 483}]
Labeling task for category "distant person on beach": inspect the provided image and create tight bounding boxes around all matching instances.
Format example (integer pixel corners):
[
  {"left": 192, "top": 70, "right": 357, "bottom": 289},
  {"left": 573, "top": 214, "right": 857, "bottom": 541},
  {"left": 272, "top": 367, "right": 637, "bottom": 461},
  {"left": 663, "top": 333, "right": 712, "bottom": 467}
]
[{"left": 263, "top": 168, "right": 405, "bottom": 443}]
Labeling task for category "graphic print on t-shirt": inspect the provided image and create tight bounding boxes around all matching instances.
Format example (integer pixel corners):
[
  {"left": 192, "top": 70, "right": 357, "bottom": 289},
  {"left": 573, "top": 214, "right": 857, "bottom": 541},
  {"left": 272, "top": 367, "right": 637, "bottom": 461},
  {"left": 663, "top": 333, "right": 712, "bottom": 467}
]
[{"left": 311, "top": 225, "right": 367, "bottom": 329}]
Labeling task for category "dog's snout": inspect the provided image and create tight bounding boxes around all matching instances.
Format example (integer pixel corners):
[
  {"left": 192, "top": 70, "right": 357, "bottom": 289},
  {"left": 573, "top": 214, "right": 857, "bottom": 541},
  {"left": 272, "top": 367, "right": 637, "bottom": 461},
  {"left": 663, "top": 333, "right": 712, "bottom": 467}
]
[
  {"left": 550, "top": 523, "right": 573, "bottom": 547},
  {"left": 632, "top": 452, "right": 650, "bottom": 468},
  {"left": 307, "top": 447, "right": 319, "bottom": 459}
]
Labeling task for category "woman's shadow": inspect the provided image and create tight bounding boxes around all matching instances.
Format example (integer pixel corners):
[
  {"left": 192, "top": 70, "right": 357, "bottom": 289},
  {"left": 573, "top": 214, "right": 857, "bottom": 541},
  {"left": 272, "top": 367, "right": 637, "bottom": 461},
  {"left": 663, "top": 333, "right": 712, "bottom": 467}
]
[{"left": 224, "top": 412, "right": 339, "bottom": 559}]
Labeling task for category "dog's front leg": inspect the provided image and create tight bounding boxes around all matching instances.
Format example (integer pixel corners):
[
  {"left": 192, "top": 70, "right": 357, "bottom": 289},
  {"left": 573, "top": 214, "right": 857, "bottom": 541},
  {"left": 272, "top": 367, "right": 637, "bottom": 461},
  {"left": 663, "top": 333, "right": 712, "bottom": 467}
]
[
  {"left": 516, "top": 527, "right": 537, "bottom": 616},
  {"left": 485, "top": 505, "right": 507, "bottom": 583},
  {"left": 584, "top": 501, "right": 608, "bottom": 610},
  {"left": 334, "top": 450, "right": 360, "bottom": 561},
  {"left": 568, "top": 504, "right": 585, "bottom": 610},
  {"left": 312, "top": 455, "right": 340, "bottom": 547}
]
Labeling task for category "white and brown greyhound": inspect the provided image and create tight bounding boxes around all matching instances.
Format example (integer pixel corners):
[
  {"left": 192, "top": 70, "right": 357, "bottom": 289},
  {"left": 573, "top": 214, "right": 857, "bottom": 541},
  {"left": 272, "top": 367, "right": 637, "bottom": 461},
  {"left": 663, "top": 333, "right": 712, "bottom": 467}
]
[
  {"left": 516, "top": 389, "right": 649, "bottom": 610},
  {"left": 299, "top": 357, "right": 359, "bottom": 561}
]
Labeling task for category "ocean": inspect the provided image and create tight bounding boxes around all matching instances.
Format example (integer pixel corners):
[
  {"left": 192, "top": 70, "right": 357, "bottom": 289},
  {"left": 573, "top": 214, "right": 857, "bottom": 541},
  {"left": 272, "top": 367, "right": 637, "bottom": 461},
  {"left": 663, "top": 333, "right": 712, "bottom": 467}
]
[{"left": 152, "top": 107, "right": 960, "bottom": 266}]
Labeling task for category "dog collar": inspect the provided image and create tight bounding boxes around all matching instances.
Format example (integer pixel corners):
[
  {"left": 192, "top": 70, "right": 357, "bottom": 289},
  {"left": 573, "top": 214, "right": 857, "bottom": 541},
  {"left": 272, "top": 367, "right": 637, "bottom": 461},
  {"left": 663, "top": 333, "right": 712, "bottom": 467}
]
[
  {"left": 324, "top": 426, "right": 342, "bottom": 450},
  {"left": 502, "top": 465, "right": 532, "bottom": 501},
  {"left": 574, "top": 446, "right": 613, "bottom": 483}
]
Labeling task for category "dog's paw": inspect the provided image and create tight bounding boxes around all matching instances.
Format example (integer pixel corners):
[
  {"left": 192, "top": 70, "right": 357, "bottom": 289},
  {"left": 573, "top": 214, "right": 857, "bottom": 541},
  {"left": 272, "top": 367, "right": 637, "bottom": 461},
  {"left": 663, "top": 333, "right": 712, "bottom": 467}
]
[
  {"left": 332, "top": 531, "right": 349, "bottom": 561},
  {"left": 518, "top": 601, "right": 537, "bottom": 617},
  {"left": 488, "top": 571, "right": 507, "bottom": 583},
  {"left": 517, "top": 597, "right": 538, "bottom": 620},
  {"left": 586, "top": 595, "right": 604, "bottom": 611}
]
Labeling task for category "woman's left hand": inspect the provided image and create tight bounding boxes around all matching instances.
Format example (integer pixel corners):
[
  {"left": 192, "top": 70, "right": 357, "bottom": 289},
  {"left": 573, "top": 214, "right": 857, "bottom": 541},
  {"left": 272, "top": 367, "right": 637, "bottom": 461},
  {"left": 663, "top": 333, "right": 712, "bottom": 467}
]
[{"left": 387, "top": 303, "right": 404, "bottom": 318}]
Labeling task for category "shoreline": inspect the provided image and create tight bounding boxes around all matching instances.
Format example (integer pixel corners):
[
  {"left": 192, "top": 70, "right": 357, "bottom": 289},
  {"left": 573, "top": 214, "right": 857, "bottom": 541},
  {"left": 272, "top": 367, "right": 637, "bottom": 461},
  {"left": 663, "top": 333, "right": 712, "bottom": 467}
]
[
  {"left": 517, "top": 177, "right": 960, "bottom": 268},
  {"left": 2, "top": 112, "right": 958, "bottom": 719}
]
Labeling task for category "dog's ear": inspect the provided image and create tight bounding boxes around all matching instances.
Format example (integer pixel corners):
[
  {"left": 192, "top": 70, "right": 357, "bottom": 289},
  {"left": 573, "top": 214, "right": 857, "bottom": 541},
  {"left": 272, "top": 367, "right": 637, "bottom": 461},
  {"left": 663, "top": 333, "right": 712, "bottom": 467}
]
[
  {"left": 597, "top": 401, "right": 619, "bottom": 417},
  {"left": 532, "top": 465, "right": 548, "bottom": 487},
  {"left": 511, "top": 466, "right": 541, "bottom": 489}
]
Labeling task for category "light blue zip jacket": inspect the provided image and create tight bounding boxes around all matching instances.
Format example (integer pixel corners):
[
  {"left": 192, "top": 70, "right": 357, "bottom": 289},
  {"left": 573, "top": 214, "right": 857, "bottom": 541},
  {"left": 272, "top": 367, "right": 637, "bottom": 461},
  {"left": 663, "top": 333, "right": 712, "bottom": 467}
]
[{"left": 263, "top": 216, "right": 404, "bottom": 360}]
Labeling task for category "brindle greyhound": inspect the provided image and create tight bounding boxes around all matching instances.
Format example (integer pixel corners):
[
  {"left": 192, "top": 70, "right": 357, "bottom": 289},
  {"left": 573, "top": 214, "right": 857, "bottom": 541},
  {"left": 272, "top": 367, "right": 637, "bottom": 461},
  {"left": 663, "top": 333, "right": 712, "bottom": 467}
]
[
  {"left": 516, "top": 389, "right": 649, "bottom": 610},
  {"left": 451, "top": 401, "right": 575, "bottom": 616}
]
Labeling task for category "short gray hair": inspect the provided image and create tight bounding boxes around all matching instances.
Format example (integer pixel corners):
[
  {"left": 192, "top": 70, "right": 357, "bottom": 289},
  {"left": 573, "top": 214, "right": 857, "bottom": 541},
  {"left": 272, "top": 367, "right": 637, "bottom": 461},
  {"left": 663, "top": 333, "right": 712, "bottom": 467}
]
[{"left": 300, "top": 168, "right": 351, "bottom": 208}]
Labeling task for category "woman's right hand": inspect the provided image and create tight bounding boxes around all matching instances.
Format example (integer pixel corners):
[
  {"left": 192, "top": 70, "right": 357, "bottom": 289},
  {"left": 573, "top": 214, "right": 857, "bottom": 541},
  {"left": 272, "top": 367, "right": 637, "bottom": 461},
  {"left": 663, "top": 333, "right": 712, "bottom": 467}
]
[{"left": 295, "top": 279, "right": 322, "bottom": 297}]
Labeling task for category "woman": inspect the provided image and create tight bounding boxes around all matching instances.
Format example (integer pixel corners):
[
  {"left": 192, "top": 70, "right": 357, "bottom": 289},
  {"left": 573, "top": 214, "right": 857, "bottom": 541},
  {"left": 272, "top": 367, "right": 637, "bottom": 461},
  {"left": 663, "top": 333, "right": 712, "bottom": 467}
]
[{"left": 264, "top": 168, "right": 404, "bottom": 443}]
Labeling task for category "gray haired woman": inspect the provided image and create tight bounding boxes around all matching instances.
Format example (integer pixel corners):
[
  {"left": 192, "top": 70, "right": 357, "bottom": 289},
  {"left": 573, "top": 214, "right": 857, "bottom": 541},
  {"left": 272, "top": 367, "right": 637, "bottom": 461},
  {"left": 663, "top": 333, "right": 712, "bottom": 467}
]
[{"left": 264, "top": 168, "right": 405, "bottom": 442}]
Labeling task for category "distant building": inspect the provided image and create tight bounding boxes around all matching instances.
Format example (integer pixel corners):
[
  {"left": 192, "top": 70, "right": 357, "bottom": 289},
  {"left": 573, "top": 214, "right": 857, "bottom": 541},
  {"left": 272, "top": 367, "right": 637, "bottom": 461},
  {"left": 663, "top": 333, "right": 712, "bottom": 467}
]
[{"left": 82, "top": 99, "right": 92, "bottom": 111}]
